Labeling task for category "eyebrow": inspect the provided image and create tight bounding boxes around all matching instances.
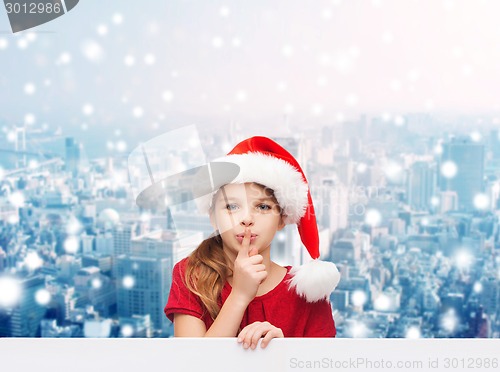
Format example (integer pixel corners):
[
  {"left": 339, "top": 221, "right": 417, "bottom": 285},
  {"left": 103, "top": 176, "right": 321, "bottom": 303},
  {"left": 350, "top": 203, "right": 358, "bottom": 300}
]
[
  {"left": 218, "top": 196, "right": 275, "bottom": 202},
  {"left": 255, "top": 197, "right": 276, "bottom": 202}
]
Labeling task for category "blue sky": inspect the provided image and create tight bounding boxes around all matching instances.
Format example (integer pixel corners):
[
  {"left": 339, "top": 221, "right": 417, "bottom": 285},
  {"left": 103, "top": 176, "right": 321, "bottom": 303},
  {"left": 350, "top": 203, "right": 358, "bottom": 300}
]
[{"left": 1, "top": 0, "right": 500, "bottom": 142}]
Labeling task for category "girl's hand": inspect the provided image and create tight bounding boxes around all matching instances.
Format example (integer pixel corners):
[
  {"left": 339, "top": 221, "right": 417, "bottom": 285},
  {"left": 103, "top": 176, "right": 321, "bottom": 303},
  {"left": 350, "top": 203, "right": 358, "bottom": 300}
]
[
  {"left": 231, "top": 227, "right": 267, "bottom": 304},
  {"left": 237, "top": 321, "right": 284, "bottom": 349}
]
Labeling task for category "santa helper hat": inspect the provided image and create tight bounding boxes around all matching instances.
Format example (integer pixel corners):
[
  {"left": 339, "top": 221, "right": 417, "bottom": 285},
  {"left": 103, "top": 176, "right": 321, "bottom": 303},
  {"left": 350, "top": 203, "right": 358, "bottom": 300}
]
[{"left": 207, "top": 136, "right": 341, "bottom": 302}]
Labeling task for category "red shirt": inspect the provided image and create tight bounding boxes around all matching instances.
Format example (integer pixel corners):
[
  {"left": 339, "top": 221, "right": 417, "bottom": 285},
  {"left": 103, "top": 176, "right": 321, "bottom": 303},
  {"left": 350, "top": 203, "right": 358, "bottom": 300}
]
[{"left": 165, "top": 257, "right": 336, "bottom": 337}]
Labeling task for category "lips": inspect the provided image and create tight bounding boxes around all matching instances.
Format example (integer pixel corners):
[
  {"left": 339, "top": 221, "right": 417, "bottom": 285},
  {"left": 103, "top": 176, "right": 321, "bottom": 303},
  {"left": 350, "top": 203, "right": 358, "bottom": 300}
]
[{"left": 236, "top": 233, "right": 257, "bottom": 244}]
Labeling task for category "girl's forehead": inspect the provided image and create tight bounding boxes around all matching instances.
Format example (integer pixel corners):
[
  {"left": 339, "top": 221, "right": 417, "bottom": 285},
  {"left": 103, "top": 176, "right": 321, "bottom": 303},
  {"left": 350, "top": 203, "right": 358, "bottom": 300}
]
[{"left": 215, "top": 182, "right": 274, "bottom": 199}]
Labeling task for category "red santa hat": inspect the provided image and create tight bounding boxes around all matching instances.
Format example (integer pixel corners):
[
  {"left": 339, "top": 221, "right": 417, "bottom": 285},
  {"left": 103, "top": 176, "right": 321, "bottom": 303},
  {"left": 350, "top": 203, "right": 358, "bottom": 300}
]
[{"left": 205, "top": 136, "right": 340, "bottom": 302}]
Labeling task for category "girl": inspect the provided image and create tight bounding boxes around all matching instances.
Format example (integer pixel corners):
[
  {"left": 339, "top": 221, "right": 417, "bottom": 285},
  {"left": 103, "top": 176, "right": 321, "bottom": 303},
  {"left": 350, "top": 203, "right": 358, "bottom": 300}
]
[{"left": 164, "top": 136, "right": 340, "bottom": 349}]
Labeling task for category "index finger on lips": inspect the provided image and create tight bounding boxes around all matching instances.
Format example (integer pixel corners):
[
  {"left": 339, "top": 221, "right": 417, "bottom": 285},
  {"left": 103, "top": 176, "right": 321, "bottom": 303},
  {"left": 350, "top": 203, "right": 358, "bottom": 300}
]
[{"left": 237, "top": 227, "right": 251, "bottom": 258}]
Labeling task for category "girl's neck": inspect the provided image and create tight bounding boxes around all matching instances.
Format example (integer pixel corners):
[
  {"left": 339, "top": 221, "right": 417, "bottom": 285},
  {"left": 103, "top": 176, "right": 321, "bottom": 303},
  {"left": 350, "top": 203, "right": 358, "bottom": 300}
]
[{"left": 255, "top": 261, "right": 287, "bottom": 297}]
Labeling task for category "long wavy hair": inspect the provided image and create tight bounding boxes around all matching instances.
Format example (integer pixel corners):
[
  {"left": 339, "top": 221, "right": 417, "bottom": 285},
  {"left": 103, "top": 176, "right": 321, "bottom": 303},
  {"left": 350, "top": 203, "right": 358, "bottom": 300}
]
[
  {"left": 183, "top": 233, "right": 230, "bottom": 321},
  {"left": 183, "top": 183, "right": 281, "bottom": 321}
]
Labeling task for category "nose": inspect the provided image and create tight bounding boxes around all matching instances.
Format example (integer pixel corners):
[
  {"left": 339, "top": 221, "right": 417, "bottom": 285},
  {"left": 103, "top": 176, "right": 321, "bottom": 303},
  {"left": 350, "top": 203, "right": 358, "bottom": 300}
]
[{"left": 239, "top": 206, "right": 254, "bottom": 227}]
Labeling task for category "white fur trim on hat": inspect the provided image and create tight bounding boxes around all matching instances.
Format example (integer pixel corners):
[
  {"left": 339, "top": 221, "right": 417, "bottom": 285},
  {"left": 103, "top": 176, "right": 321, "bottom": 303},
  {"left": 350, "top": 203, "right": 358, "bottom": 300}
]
[
  {"left": 201, "top": 152, "right": 309, "bottom": 225},
  {"left": 288, "top": 260, "right": 341, "bottom": 302}
]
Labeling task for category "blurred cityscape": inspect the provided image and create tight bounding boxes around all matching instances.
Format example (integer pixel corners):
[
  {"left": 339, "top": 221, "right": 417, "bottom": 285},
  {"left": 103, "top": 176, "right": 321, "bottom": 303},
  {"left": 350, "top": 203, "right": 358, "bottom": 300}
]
[{"left": 1, "top": 114, "right": 500, "bottom": 338}]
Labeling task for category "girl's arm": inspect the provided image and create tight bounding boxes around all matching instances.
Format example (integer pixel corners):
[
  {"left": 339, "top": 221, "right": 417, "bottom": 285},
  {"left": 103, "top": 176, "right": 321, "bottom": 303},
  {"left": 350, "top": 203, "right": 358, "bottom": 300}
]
[
  {"left": 175, "top": 228, "right": 266, "bottom": 337},
  {"left": 173, "top": 292, "right": 248, "bottom": 337}
]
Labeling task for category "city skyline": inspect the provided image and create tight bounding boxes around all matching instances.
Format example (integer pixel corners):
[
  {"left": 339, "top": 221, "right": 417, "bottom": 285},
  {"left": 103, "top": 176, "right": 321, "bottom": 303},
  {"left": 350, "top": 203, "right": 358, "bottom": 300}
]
[{"left": 1, "top": 115, "right": 499, "bottom": 338}]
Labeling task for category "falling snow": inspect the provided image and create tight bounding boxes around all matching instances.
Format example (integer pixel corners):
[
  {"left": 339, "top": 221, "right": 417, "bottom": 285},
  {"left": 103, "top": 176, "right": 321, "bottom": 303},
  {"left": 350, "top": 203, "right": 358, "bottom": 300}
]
[
  {"left": 0, "top": 278, "right": 22, "bottom": 308},
  {"left": 82, "top": 104, "right": 94, "bottom": 116},
  {"left": 35, "top": 289, "right": 51, "bottom": 305}
]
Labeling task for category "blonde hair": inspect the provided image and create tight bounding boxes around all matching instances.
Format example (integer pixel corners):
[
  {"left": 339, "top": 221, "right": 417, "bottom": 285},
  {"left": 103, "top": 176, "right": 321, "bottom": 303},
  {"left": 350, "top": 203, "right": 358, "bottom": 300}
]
[{"left": 184, "top": 234, "right": 230, "bottom": 320}]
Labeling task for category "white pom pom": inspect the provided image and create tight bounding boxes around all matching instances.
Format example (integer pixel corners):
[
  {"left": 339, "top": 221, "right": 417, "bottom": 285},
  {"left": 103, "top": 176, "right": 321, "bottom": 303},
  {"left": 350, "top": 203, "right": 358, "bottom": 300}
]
[{"left": 288, "top": 260, "right": 341, "bottom": 302}]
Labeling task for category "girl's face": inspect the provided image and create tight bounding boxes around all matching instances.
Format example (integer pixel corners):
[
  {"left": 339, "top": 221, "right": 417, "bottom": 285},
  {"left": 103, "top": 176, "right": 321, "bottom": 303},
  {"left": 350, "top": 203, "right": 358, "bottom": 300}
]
[{"left": 210, "top": 183, "right": 285, "bottom": 257}]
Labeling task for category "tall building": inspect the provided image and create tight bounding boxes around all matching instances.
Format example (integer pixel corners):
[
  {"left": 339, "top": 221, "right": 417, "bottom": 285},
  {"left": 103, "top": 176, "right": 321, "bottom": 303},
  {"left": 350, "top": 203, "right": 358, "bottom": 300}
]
[
  {"left": 439, "top": 190, "right": 459, "bottom": 213},
  {"left": 113, "top": 223, "right": 136, "bottom": 256},
  {"left": 116, "top": 230, "right": 202, "bottom": 335},
  {"left": 490, "top": 130, "right": 500, "bottom": 159},
  {"left": 439, "top": 137, "right": 485, "bottom": 211},
  {"left": 112, "top": 222, "right": 136, "bottom": 277},
  {"left": 74, "top": 267, "right": 116, "bottom": 317},
  {"left": 480, "top": 274, "right": 499, "bottom": 316},
  {"left": 0, "top": 247, "right": 6, "bottom": 271},
  {"left": 317, "top": 179, "right": 349, "bottom": 234},
  {"left": 407, "top": 162, "right": 436, "bottom": 211},
  {"left": 95, "top": 232, "right": 114, "bottom": 255},
  {"left": 331, "top": 239, "right": 361, "bottom": 266},
  {"left": 0, "top": 275, "right": 46, "bottom": 337},
  {"left": 65, "top": 137, "right": 81, "bottom": 175}
]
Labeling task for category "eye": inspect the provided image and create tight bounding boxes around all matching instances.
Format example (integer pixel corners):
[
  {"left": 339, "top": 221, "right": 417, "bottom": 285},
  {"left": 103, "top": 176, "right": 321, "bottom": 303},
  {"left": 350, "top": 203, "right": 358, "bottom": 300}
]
[
  {"left": 225, "top": 203, "right": 239, "bottom": 211},
  {"left": 256, "top": 203, "right": 272, "bottom": 211}
]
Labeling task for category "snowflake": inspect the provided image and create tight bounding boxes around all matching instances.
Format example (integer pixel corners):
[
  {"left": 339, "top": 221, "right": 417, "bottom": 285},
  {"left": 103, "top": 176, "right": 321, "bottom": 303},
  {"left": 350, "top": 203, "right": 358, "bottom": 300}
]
[
  {"left": 82, "top": 104, "right": 94, "bottom": 116},
  {"left": 235, "top": 90, "right": 247, "bottom": 102},
  {"left": 382, "top": 31, "right": 394, "bottom": 44},
  {"left": 440, "top": 161, "right": 457, "bottom": 179},
  {"left": 57, "top": 52, "right": 71, "bottom": 65},
  {"left": 394, "top": 115, "right": 405, "bottom": 126},
  {"left": 405, "top": 326, "right": 421, "bottom": 339},
  {"left": 132, "top": 106, "right": 144, "bottom": 118},
  {"left": 144, "top": 53, "right": 156, "bottom": 65},
  {"left": 8, "top": 191, "right": 25, "bottom": 207},
  {"left": 81, "top": 40, "right": 104, "bottom": 62},
  {"left": 91, "top": 278, "right": 103, "bottom": 289},
  {"left": 0, "top": 38, "right": 8, "bottom": 50},
  {"left": 219, "top": 6, "right": 230, "bottom": 17},
  {"left": 282, "top": 45, "right": 294, "bottom": 57},
  {"left": 35, "top": 289, "right": 51, "bottom": 305},
  {"left": 162, "top": 91, "right": 174, "bottom": 102},
  {"left": 25, "top": 251, "right": 43, "bottom": 270},
  {"left": 0, "top": 277, "right": 22, "bottom": 308},
  {"left": 122, "top": 276, "right": 135, "bottom": 289},
  {"left": 24, "top": 113, "right": 36, "bottom": 125},
  {"left": 470, "top": 131, "right": 482, "bottom": 142},
  {"left": 441, "top": 309, "right": 458, "bottom": 333},
  {"left": 374, "top": 293, "right": 391, "bottom": 311},
  {"left": 311, "top": 104, "right": 323, "bottom": 116},
  {"left": 121, "top": 325, "right": 134, "bottom": 337},
  {"left": 473, "top": 282, "right": 483, "bottom": 293},
  {"left": 473, "top": 193, "right": 489, "bottom": 210},
  {"left": 365, "top": 209, "right": 382, "bottom": 227},
  {"left": 351, "top": 290, "right": 367, "bottom": 307},
  {"left": 345, "top": 93, "right": 358, "bottom": 106},
  {"left": 17, "top": 38, "right": 28, "bottom": 49},
  {"left": 212, "top": 37, "right": 224, "bottom": 48},
  {"left": 64, "top": 237, "right": 79, "bottom": 254},
  {"left": 283, "top": 103, "right": 294, "bottom": 115},
  {"left": 97, "top": 24, "right": 108, "bottom": 36},
  {"left": 116, "top": 141, "right": 127, "bottom": 152},
  {"left": 24, "top": 83, "right": 36, "bottom": 95},
  {"left": 124, "top": 55, "right": 135, "bottom": 67},
  {"left": 231, "top": 37, "right": 241, "bottom": 47},
  {"left": 112, "top": 13, "right": 123, "bottom": 25}
]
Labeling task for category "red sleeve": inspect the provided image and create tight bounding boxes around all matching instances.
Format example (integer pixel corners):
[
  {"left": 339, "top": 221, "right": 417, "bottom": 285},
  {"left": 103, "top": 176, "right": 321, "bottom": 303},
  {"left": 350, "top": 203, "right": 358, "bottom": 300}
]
[
  {"left": 304, "top": 299, "right": 336, "bottom": 337},
  {"left": 164, "top": 258, "right": 205, "bottom": 323}
]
